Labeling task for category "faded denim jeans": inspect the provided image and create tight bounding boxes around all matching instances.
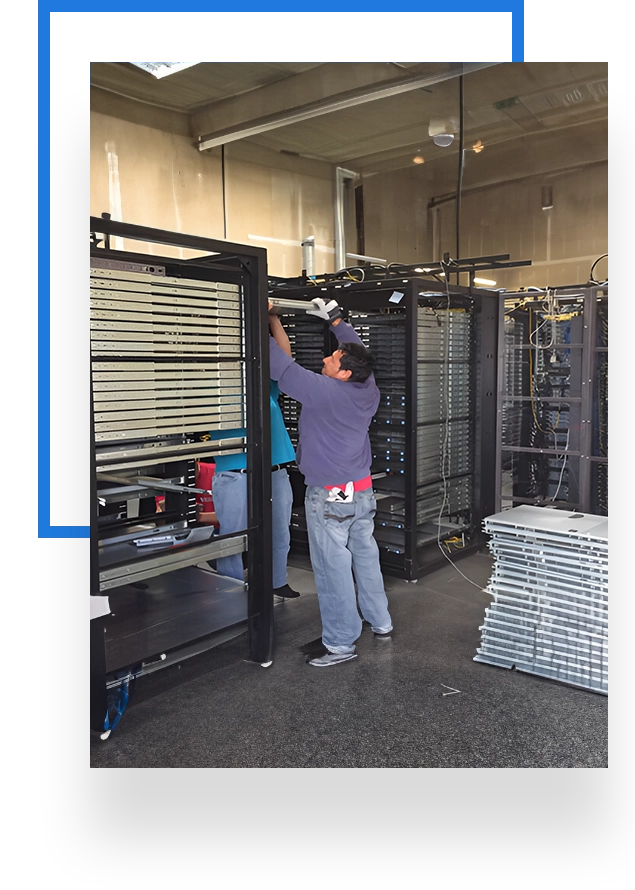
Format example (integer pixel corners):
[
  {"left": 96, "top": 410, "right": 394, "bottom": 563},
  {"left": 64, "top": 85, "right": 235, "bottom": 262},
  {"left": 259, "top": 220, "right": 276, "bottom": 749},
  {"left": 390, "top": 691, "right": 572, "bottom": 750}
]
[
  {"left": 305, "top": 485, "right": 392, "bottom": 653},
  {"left": 213, "top": 468, "right": 293, "bottom": 589}
]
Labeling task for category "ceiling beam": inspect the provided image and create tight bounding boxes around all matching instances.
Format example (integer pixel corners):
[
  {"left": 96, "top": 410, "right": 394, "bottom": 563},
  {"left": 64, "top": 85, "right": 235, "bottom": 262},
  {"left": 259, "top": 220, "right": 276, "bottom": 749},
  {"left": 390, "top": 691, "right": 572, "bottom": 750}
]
[{"left": 197, "top": 62, "right": 500, "bottom": 152}]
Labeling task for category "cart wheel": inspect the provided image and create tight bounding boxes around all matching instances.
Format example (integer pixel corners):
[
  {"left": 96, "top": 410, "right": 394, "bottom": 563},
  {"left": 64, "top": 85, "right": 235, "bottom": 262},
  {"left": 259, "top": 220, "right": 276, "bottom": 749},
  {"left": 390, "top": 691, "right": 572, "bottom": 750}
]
[{"left": 260, "top": 660, "right": 273, "bottom": 668}]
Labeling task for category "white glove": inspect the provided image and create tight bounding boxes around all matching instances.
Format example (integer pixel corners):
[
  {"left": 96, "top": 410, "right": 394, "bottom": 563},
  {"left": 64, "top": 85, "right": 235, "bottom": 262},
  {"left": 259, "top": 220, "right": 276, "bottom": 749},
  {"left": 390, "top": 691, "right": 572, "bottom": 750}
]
[{"left": 307, "top": 297, "right": 343, "bottom": 322}]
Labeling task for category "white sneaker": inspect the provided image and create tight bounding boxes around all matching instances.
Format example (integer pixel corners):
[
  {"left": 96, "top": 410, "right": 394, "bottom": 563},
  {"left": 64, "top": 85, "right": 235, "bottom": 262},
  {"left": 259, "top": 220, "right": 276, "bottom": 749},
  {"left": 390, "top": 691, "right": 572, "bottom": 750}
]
[{"left": 306, "top": 650, "right": 358, "bottom": 667}]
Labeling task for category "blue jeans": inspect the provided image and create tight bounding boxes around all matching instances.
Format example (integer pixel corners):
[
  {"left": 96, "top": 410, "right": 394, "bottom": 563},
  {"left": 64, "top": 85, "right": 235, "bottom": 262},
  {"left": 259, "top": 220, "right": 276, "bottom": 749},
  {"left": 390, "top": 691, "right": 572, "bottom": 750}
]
[
  {"left": 212, "top": 468, "right": 293, "bottom": 589},
  {"left": 304, "top": 486, "right": 392, "bottom": 653}
]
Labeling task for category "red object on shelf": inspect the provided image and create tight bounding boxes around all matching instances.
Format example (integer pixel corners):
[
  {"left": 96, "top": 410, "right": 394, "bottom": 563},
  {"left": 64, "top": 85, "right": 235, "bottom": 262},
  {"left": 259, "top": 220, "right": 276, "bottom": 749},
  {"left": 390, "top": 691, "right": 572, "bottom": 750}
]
[{"left": 196, "top": 461, "right": 219, "bottom": 526}]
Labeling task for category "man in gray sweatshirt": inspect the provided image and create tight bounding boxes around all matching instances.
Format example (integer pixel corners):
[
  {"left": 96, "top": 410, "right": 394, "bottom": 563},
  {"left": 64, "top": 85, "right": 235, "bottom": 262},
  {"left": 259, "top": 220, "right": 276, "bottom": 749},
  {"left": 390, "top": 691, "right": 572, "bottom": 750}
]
[{"left": 268, "top": 298, "right": 393, "bottom": 667}]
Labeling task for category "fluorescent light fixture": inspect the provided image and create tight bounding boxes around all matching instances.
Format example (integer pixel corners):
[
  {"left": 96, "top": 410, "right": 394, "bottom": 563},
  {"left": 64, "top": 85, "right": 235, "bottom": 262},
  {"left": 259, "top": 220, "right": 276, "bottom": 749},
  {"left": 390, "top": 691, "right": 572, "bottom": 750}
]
[
  {"left": 474, "top": 277, "right": 497, "bottom": 287},
  {"left": 131, "top": 63, "right": 199, "bottom": 79},
  {"left": 414, "top": 267, "right": 433, "bottom": 273}
]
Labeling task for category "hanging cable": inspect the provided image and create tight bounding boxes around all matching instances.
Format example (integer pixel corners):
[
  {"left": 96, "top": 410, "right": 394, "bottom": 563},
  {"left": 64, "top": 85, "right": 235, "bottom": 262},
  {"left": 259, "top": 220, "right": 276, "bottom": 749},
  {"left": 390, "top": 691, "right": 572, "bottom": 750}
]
[
  {"left": 432, "top": 262, "right": 483, "bottom": 590},
  {"left": 456, "top": 74, "right": 465, "bottom": 268},
  {"left": 589, "top": 253, "right": 608, "bottom": 284},
  {"left": 549, "top": 428, "right": 570, "bottom": 503}
]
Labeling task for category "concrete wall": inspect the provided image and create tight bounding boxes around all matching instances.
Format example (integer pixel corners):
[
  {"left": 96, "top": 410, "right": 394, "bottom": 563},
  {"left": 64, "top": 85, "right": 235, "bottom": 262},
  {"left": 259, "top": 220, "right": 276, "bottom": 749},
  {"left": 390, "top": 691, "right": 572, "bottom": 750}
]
[
  {"left": 91, "top": 89, "right": 335, "bottom": 276},
  {"left": 91, "top": 88, "right": 608, "bottom": 288},
  {"left": 361, "top": 118, "right": 608, "bottom": 289}
]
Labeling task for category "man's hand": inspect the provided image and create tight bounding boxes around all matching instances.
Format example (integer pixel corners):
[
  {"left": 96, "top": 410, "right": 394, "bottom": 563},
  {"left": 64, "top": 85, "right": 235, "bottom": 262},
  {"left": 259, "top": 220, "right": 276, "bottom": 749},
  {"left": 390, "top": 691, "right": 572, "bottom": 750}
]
[{"left": 307, "top": 297, "right": 345, "bottom": 323}]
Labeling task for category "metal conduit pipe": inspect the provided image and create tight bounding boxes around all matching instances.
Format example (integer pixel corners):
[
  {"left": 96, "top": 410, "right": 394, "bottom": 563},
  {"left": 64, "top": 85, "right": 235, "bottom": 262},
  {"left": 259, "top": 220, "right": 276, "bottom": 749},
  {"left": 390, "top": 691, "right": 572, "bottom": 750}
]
[{"left": 334, "top": 166, "right": 357, "bottom": 272}]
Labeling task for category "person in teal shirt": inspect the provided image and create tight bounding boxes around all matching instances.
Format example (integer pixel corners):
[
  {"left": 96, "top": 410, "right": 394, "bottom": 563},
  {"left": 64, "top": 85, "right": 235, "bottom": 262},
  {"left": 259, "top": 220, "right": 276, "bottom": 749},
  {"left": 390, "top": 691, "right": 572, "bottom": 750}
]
[{"left": 210, "top": 314, "right": 299, "bottom": 597}]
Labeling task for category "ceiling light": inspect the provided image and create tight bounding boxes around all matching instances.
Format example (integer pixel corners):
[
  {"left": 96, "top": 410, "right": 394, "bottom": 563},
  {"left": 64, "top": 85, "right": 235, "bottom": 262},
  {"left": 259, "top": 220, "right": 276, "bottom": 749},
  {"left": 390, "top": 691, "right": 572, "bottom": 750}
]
[
  {"left": 472, "top": 140, "right": 484, "bottom": 153},
  {"left": 474, "top": 277, "right": 497, "bottom": 287},
  {"left": 414, "top": 267, "right": 433, "bottom": 273},
  {"left": 413, "top": 155, "right": 425, "bottom": 164},
  {"left": 131, "top": 63, "right": 199, "bottom": 79},
  {"left": 432, "top": 134, "right": 455, "bottom": 147}
]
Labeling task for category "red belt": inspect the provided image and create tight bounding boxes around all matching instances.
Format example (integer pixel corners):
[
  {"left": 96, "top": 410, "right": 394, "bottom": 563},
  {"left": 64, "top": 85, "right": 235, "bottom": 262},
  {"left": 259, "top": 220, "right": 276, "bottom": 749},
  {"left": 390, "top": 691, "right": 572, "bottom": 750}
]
[{"left": 325, "top": 475, "right": 372, "bottom": 492}]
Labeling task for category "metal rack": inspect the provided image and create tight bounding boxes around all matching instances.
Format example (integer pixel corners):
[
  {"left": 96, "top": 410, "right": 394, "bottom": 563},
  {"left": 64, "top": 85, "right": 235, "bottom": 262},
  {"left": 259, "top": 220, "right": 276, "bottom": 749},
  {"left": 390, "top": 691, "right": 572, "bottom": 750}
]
[
  {"left": 89, "top": 217, "right": 272, "bottom": 734},
  {"left": 495, "top": 284, "right": 608, "bottom": 515},
  {"left": 268, "top": 277, "right": 499, "bottom": 580}
]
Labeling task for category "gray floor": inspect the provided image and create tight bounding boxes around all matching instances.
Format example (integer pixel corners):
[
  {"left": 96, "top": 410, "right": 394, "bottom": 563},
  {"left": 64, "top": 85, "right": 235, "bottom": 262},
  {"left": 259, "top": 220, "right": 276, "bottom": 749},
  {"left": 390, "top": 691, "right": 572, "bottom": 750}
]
[{"left": 90, "top": 548, "right": 608, "bottom": 768}]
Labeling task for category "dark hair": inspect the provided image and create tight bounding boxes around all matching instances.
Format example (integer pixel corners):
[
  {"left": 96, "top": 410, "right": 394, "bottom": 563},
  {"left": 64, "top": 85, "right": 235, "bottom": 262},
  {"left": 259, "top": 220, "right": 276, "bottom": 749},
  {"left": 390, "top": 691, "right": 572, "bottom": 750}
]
[{"left": 338, "top": 341, "right": 375, "bottom": 383}]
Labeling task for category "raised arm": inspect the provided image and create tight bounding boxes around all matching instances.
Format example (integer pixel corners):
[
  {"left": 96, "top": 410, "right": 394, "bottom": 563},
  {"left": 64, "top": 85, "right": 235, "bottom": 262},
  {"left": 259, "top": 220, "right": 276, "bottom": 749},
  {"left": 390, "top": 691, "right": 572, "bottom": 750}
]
[
  {"left": 268, "top": 303, "right": 292, "bottom": 357},
  {"left": 306, "top": 297, "right": 364, "bottom": 348},
  {"left": 331, "top": 317, "right": 363, "bottom": 349}
]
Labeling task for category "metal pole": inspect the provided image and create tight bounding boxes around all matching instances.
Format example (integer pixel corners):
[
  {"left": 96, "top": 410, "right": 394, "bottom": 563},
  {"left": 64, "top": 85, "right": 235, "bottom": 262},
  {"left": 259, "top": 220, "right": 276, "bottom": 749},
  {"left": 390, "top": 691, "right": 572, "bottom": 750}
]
[
  {"left": 334, "top": 167, "right": 357, "bottom": 272},
  {"left": 301, "top": 235, "right": 315, "bottom": 277},
  {"left": 456, "top": 76, "right": 465, "bottom": 263}
]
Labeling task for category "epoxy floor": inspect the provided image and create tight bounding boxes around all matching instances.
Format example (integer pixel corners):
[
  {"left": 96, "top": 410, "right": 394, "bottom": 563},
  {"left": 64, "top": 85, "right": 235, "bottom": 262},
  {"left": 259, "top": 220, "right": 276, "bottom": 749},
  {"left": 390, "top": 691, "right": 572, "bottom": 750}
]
[{"left": 90, "top": 549, "right": 608, "bottom": 768}]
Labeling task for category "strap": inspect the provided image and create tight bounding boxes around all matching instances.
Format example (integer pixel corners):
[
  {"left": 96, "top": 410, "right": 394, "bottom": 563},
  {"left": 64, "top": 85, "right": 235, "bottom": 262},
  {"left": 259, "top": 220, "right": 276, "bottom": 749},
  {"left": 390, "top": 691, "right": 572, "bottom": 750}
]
[{"left": 325, "top": 475, "right": 372, "bottom": 492}]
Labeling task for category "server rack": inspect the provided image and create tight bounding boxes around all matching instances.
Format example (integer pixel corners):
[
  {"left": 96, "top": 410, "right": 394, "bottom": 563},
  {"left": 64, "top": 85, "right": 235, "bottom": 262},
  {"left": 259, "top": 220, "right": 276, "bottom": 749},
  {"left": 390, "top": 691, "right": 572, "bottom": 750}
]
[
  {"left": 89, "top": 217, "right": 272, "bottom": 735},
  {"left": 268, "top": 277, "right": 499, "bottom": 581},
  {"left": 495, "top": 284, "right": 608, "bottom": 515}
]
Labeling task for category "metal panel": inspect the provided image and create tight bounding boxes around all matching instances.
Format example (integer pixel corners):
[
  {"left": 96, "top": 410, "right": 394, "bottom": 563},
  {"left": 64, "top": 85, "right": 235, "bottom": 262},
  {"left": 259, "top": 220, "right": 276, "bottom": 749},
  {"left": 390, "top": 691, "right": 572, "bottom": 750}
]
[
  {"left": 99, "top": 534, "right": 248, "bottom": 591},
  {"left": 475, "top": 505, "right": 608, "bottom": 694}
]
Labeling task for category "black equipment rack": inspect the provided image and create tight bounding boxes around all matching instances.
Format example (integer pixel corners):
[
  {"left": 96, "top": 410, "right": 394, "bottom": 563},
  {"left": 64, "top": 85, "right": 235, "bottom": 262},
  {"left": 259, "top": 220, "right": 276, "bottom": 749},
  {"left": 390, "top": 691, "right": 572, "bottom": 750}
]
[
  {"left": 268, "top": 276, "right": 499, "bottom": 581},
  {"left": 495, "top": 284, "right": 608, "bottom": 515},
  {"left": 89, "top": 216, "right": 272, "bottom": 735}
]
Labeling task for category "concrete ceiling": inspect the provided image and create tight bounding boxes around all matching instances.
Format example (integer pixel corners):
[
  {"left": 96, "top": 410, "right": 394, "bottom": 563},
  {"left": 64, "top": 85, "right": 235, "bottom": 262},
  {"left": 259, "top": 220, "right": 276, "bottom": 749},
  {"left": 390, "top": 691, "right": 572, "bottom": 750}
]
[{"left": 90, "top": 62, "right": 608, "bottom": 176}]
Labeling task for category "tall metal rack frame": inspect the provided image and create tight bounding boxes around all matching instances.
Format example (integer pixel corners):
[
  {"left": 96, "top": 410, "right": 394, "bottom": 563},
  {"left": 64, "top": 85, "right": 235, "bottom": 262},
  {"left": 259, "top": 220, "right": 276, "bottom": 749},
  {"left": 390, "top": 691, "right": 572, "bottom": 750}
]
[
  {"left": 268, "top": 276, "right": 499, "bottom": 581},
  {"left": 89, "top": 217, "right": 273, "bottom": 734},
  {"left": 494, "top": 284, "right": 608, "bottom": 515}
]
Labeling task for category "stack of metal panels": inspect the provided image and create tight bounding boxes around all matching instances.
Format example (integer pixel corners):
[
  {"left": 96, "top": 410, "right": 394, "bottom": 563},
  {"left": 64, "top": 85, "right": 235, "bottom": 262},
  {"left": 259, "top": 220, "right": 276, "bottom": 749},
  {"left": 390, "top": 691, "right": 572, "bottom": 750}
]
[
  {"left": 475, "top": 505, "right": 608, "bottom": 694},
  {"left": 91, "top": 258, "right": 247, "bottom": 588},
  {"left": 91, "top": 264, "right": 244, "bottom": 441}
]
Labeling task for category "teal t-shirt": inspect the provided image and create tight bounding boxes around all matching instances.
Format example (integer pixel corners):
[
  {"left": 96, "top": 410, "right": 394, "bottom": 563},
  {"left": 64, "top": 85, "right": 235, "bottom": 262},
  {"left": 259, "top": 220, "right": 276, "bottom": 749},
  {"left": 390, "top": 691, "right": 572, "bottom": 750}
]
[{"left": 211, "top": 381, "right": 295, "bottom": 471}]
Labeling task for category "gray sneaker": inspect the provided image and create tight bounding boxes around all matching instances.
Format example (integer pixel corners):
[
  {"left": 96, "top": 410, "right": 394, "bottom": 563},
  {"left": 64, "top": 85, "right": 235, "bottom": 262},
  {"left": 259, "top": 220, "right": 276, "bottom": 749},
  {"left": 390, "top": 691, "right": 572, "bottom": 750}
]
[
  {"left": 373, "top": 629, "right": 393, "bottom": 640},
  {"left": 306, "top": 650, "right": 358, "bottom": 667}
]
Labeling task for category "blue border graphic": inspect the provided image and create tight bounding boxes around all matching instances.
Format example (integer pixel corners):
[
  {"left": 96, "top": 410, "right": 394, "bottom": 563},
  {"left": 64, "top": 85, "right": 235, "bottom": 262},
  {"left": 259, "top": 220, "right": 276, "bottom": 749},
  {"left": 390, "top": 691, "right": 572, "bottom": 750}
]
[{"left": 37, "top": 0, "right": 525, "bottom": 538}]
